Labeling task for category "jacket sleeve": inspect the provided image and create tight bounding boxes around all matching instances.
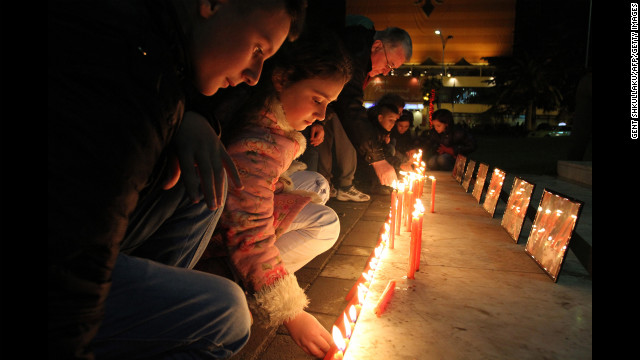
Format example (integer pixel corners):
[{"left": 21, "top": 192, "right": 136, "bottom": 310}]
[{"left": 222, "top": 131, "right": 308, "bottom": 327}]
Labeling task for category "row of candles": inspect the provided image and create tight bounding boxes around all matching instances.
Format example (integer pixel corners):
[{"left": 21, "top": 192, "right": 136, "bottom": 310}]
[{"left": 324, "top": 151, "right": 437, "bottom": 359}]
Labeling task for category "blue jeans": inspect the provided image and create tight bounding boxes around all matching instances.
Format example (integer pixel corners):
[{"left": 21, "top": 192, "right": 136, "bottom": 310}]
[{"left": 91, "top": 179, "right": 251, "bottom": 359}]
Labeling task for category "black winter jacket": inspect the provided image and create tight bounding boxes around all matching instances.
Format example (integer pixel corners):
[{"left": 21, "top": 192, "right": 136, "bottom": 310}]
[
  {"left": 420, "top": 124, "right": 478, "bottom": 158},
  {"left": 48, "top": 0, "right": 193, "bottom": 358}
]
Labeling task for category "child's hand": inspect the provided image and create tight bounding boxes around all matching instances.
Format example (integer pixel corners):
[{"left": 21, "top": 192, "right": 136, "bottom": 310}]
[
  {"left": 437, "top": 144, "right": 455, "bottom": 156},
  {"left": 284, "top": 311, "right": 332, "bottom": 358}
]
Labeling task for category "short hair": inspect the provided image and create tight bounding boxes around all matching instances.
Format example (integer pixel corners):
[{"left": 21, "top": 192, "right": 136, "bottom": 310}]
[
  {"left": 368, "top": 102, "right": 398, "bottom": 121},
  {"left": 397, "top": 109, "right": 413, "bottom": 123},
  {"left": 376, "top": 93, "right": 405, "bottom": 112},
  {"left": 374, "top": 27, "right": 413, "bottom": 62},
  {"left": 239, "top": 0, "right": 307, "bottom": 41},
  {"left": 432, "top": 109, "right": 453, "bottom": 126}
]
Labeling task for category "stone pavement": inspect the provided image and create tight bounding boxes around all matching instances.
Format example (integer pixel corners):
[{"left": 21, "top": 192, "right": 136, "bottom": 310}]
[{"left": 232, "top": 167, "right": 592, "bottom": 360}]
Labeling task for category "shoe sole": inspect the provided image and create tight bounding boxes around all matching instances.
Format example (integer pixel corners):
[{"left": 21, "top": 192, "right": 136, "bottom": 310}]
[{"left": 336, "top": 195, "right": 370, "bottom": 202}]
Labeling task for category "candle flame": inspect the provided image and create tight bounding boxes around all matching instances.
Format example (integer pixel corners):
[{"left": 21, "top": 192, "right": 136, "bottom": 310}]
[
  {"left": 332, "top": 325, "right": 346, "bottom": 351},
  {"left": 413, "top": 198, "right": 425, "bottom": 217},
  {"left": 357, "top": 283, "right": 367, "bottom": 304},
  {"left": 349, "top": 305, "right": 357, "bottom": 322},
  {"left": 343, "top": 312, "right": 351, "bottom": 338}
]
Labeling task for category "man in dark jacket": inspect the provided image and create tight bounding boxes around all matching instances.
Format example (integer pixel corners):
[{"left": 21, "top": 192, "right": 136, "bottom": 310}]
[
  {"left": 332, "top": 24, "right": 413, "bottom": 186},
  {"left": 48, "top": 0, "right": 305, "bottom": 358}
]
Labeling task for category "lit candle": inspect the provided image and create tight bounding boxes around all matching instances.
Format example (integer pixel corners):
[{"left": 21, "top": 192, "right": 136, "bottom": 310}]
[
  {"left": 396, "top": 182, "right": 404, "bottom": 235},
  {"left": 407, "top": 212, "right": 418, "bottom": 279},
  {"left": 414, "top": 200, "right": 424, "bottom": 272},
  {"left": 429, "top": 176, "right": 437, "bottom": 213},
  {"left": 343, "top": 312, "right": 352, "bottom": 339},
  {"left": 373, "top": 280, "right": 396, "bottom": 317},
  {"left": 390, "top": 188, "right": 397, "bottom": 248},
  {"left": 323, "top": 325, "right": 346, "bottom": 360},
  {"left": 349, "top": 305, "right": 357, "bottom": 325},
  {"left": 405, "top": 183, "right": 413, "bottom": 231}
]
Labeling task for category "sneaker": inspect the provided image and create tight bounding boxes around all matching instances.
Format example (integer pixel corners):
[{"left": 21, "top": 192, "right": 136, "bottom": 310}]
[
  {"left": 330, "top": 185, "right": 337, "bottom": 198},
  {"left": 336, "top": 185, "right": 371, "bottom": 202}
]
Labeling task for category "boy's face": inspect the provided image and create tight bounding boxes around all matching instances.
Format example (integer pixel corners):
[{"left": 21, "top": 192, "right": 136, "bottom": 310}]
[
  {"left": 191, "top": 2, "right": 291, "bottom": 96},
  {"left": 378, "top": 110, "right": 399, "bottom": 132},
  {"left": 277, "top": 76, "right": 345, "bottom": 131}
]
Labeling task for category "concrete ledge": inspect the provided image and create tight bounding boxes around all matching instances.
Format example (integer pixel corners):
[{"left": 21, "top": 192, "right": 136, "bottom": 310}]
[{"left": 557, "top": 160, "right": 592, "bottom": 188}]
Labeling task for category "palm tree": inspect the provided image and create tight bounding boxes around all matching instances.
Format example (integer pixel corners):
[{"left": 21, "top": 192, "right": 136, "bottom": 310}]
[{"left": 482, "top": 54, "right": 563, "bottom": 130}]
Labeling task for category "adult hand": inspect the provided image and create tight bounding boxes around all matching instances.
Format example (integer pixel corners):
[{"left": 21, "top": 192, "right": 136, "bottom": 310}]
[
  {"left": 308, "top": 123, "right": 325, "bottom": 147},
  {"left": 163, "top": 111, "right": 243, "bottom": 209},
  {"left": 437, "top": 144, "right": 455, "bottom": 156},
  {"left": 283, "top": 311, "right": 333, "bottom": 358},
  {"left": 371, "top": 159, "right": 398, "bottom": 186}
]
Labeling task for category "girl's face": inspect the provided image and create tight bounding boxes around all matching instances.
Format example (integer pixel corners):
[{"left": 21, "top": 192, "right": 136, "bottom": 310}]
[
  {"left": 396, "top": 121, "right": 410, "bottom": 134},
  {"left": 276, "top": 76, "right": 346, "bottom": 131},
  {"left": 432, "top": 119, "right": 448, "bottom": 134}
]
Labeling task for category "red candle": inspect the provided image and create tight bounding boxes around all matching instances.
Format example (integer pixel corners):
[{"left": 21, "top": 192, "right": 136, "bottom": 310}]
[
  {"left": 390, "top": 190, "right": 396, "bottom": 248},
  {"left": 407, "top": 215, "right": 417, "bottom": 279},
  {"left": 430, "top": 176, "right": 437, "bottom": 213},
  {"left": 396, "top": 182, "right": 404, "bottom": 235},
  {"left": 405, "top": 189, "right": 413, "bottom": 230},
  {"left": 373, "top": 280, "right": 396, "bottom": 317},
  {"left": 415, "top": 201, "right": 424, "bottom": 271}
]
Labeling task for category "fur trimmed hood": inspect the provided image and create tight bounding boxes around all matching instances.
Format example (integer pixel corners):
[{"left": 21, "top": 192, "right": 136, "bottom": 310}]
[{"left": 256, "top": 97, "right": 307, "bottom": 160}]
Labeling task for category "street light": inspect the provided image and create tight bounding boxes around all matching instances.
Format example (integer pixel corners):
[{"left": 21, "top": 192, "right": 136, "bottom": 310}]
[{"left": 434, "top": 30, "right": 453, "bottom": 77}]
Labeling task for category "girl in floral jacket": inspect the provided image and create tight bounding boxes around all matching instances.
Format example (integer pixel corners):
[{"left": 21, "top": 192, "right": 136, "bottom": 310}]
[{"left": 210, "top": 31, "right": 353, "bottom": 358}]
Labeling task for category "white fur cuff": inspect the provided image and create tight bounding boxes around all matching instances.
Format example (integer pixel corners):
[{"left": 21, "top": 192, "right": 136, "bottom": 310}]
[{"left": 252, "top": 273, "right": 309, "bottom": 327}]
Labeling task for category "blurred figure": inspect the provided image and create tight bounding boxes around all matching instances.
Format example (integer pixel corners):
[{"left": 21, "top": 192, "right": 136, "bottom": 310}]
[{"left": 420, "top": 109, "right": 477, "bottom": 171}]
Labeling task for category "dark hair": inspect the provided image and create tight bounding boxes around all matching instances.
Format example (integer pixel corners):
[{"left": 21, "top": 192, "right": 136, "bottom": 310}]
[
  {"left": 432, "top": 109, "right": 453, "bottom": 126},
  {"left": 237, "top": 0, "right": 307, "bottom": 41},
  {"left": 376, "top": 93, "right": 405, "bottom": 112},
  {"left": 397, "top": 109, "right": 412, "bottom": 123},
  {"left": 374, "top": 27, "right": 413, "bottom": 61},
  {"left": 367, "top": 102, "right": 398, "bottom": 122},
  {"left": 269, "top": 29, "right": 352, "bottom": 86}
]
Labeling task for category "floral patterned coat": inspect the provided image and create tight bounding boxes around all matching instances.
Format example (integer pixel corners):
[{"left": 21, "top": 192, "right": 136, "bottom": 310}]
[{"left": 217, "top": 99, "right": 312, "bottom": 326}]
